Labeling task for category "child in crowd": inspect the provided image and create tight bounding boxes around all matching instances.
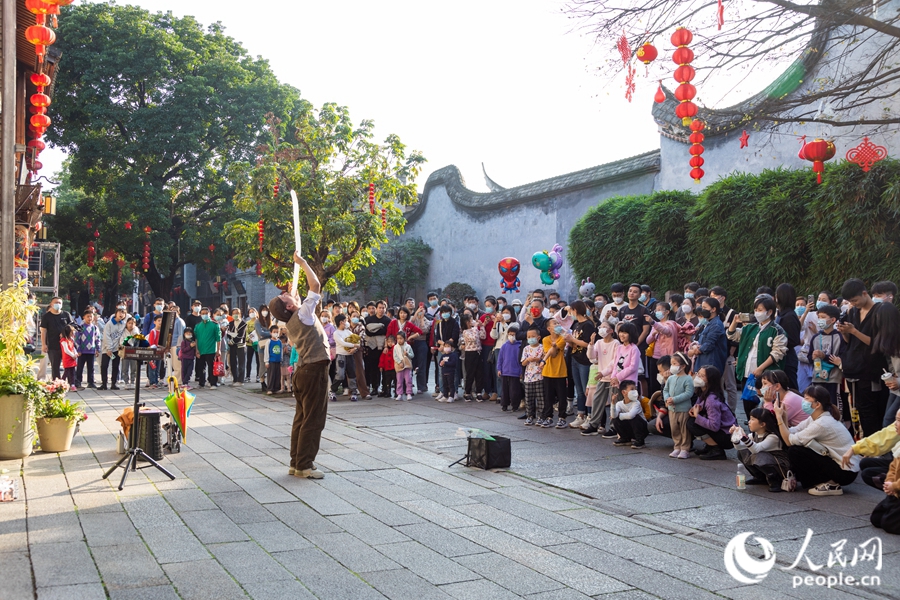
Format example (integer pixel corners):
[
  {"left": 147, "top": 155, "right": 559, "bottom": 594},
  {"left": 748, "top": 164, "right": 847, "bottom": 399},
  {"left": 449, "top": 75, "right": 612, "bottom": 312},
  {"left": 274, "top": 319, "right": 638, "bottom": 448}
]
[
  {"left": 280, "top": 326, "right": 293, "bottom": 394},
  {"left": 582, "top": 320, "right": 620, "bottom": 435},
  {"left": 120, "top": 316, "right": 140, "bottom": 389},
  {"left": 807, "top": 304, "right": 843, "bottom": 411},
  {"left": 179, "top": 327, "right": 197, "bottom": 388},
  {"left": 331, "top": 314, "right": 359, "bottom": 401},
  {"left": 145, "top": 315, "right": 162, "bottom": 389},
  {"left": 74, "top": 309, "right": 100, "bottom": 388},
  {"left": 602, "top": 322, "right": 641, "bottom": 439},
  {"left": 664, "top": 351, "right": 695, "bottom": 458},
  {"left": 438, "top": 341, "right": 459, "bottom": 402},
  {"left": 541, "top": 321, "right": 568, "bottom": 428},
  {"left": 610, "top": 380, "right": 648, "bottom": 448},
  {"left": 60, "top": 325, "right": 78, "bottom": 390},
  {"left": 496, "top": 325, "right": 523, "bottom": 411},
  {"left": 870, "top": 408, "right": 900, "bottom": 534},
  {"left": 731, "top": 407, "right": 790, "bottom": 492},
  {"left": 460, "top": 314, "right": 485, "bottom": 402},
  {"left": 521, "top": 327, "right": 545, "bottom": 425},
  {"left": 265, "top": 324, "right": 282, "bottom": 395},
  {"left": 379, "top": 335, "right": 397, "bottom": 398},
  {"left": 393, "top": 330, "right": 415, "bottom": 401}
]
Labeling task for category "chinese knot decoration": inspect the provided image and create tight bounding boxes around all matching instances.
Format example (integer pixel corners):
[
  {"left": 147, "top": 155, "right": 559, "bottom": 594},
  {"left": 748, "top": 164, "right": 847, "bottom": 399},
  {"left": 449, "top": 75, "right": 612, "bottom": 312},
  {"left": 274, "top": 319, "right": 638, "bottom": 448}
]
[
  {"left": 369, "top": 182, "right": 376, "bottom": 214},
  {"left": 671, "top": 27, "right": 697, "bottom": 126},
  {"left": 689, "top": 119, "right": 705, "bottom": 183},
  {"left": 799, "top": 138, "right": 836, "bottom": 184},
  {"left": 845, "top": 137, "right": 887, "bottom": 172},
  {"left": 617, "top": 33, "right": 636, "bottom": 103}
]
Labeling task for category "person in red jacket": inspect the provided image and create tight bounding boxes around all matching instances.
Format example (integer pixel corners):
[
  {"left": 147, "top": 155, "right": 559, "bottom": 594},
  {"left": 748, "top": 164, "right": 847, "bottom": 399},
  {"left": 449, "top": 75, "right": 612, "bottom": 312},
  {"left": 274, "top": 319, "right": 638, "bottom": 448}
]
[
  {"left": 60, "top": 325, "right": 78, "bottom": 390},
  {"left": 378, "top": 335, "right": 397, "bottom": 398}
]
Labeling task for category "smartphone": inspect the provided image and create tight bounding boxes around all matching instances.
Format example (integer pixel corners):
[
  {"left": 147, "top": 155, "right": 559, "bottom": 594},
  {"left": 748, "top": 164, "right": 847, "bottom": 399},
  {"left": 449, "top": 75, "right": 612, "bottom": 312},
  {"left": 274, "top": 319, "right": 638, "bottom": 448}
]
[
  {"left": 807, "top": 294, "right": 815, "bottom": 304},
  {"left": 739, "top": 312, "right": 751, "bottom": 323}
]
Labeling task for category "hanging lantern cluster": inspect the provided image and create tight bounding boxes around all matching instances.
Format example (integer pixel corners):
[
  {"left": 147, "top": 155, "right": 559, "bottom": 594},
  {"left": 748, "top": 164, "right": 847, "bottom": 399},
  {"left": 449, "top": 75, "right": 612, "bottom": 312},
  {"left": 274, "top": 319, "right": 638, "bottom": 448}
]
[
  {"left": 89, "top": 278, "right": 94, "bottom": 295},
  {"left": 257, "top": 219, "right": 264, "bottom": 253},
  {"left": 381, "top": 207, "right": 387, "bottom": 230},
  {"left": 671, "top": 28, "right": 697, "bottom": 126},
  {"left": 799, "top": 138, "right": 836, "bottom": 184},
  {"left": 369, "top": 182, "right": 375, "bottom": 214},
  {"left": 116, "top": 258, "right": 125, "bottom": 285},
  {"left": 689, "top": 119, "right": 705, "bottom": 183},
  {"left": 142, "top": 226, "right": 152, "bottom": 271},
  {"left": 87, "top": 240, "right": 95, "bottom": 267}
]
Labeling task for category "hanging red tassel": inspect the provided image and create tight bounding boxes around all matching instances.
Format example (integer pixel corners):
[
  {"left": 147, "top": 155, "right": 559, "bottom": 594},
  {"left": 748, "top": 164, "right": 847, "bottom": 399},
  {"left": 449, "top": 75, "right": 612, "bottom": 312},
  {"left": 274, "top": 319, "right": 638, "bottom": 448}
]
[{"left": 717, "top": 0, "right": 725, "bottom": 30}]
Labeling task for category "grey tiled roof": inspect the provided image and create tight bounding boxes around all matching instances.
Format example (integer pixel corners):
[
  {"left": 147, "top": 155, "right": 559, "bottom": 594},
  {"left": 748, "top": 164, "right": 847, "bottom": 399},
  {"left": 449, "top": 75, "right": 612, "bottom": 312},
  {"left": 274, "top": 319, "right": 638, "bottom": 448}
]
[
  {"left": 405, "top": 150, "right": 660, "bottom": 224},
  {"left": 653, "top": 27, "right": 828, "bottom": 143}
]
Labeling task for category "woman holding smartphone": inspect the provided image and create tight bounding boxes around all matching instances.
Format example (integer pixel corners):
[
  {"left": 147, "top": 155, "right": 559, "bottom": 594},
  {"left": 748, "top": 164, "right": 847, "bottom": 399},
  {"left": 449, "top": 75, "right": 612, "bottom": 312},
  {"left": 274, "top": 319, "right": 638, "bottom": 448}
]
[{"left": 759, "top": 370, "right": 807, "bottom": 426}]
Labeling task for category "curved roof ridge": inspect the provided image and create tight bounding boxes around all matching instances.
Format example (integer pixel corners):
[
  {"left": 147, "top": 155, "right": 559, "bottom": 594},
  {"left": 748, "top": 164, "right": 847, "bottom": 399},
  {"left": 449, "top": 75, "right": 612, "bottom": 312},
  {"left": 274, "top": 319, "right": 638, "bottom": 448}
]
[
  {"left": 653, "top": 26, "right": 829, "bottom": 142},
  {"left": 405, "top": 150, "right": 660, "bottom": 224}
]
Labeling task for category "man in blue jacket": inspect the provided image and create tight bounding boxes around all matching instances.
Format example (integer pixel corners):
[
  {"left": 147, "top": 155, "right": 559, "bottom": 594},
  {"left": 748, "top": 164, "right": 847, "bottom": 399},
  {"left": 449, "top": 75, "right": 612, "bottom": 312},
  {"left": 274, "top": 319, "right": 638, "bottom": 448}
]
[{"left": 690, "top": 297, "right": 727, "bottom": 374}]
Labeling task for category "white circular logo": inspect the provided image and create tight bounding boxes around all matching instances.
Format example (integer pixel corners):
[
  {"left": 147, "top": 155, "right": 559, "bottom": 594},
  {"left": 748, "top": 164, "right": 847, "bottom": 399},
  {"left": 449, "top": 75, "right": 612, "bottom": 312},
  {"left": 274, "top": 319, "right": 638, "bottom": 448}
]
[{"left": 724, "top": 532, "right": 777, "bottom": 584}]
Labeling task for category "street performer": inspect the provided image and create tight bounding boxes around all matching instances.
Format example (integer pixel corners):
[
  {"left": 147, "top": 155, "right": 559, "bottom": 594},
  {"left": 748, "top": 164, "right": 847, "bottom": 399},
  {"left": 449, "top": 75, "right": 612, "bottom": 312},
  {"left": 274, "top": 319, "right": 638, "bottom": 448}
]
[{"left": 268, "top": 251, "right": 330, "bottom": 479}]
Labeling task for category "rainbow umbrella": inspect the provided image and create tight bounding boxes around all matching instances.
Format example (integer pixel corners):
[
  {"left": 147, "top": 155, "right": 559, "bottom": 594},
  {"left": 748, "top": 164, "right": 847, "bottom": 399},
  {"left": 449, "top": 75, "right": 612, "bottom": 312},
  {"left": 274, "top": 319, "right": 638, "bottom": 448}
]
[{"left": 164, "top": 378, "right": 195, "bottom": 443}]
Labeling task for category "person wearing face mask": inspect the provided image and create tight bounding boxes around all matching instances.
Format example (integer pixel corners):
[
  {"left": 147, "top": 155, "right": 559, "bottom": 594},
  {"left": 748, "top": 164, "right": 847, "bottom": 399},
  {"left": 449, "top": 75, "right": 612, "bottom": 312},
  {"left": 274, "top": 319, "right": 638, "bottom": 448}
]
[
  {"left": 598, "top": 283, "right": 626, "bottom": 323},
  {"left": 492, "top": 305, "right": 517, "bottom": 405},
  {"left": 564, "top": 301, "right": 597, "bottom": 428},
  {"left": 688, "top": 298, "right": 727, "bottom": 383},
  {"left": 774, "top": 283, "right": 803, "bottom": 390},
  {"left": 515, "top": 299, "right": 550, "bottom": 345},
  {"left": 807, "top": 304, "right": 844, "bottom": 410},
  {"left": 687, "top": 366, "right": 736, "bottom": 460},
  {"left": 254, "top": 305, "right": 273, "bottom": 388},
  {"left": 871, "top": 280, "right": 897, "bottom": 305},
  {"left": 363, "top": 301, "right": 391, "bottom": 397},
  {"left": 520, "top": 327, "right": 546, "bottom": 424},
  {"left": 39, "top": 296, "right": 74, "bottom": 380},
  {"left": 225, "top": 309, "right": 248, "bottom": 386},
  {"left": 179, "top": 327, "right": 197, "bottom": 389},
  {"left": 758, "top": 370, "right": 806, "bottom": 426},
  {"left": 193, "top": 307, "right": 222, "bottom": 388},
  {"left": 245, "top": 308, "right": 260, "bottom": 383},
  {"left": 538, "top": 320, "right": 568, "bottom": 428},
  {"left": 99, "top": 307, "right": 128, "bottom": 390},
  {"left": 496, "top": 323, "right": 523, "bottom": 412},
  {"left": 431, "top": 305, "right": 461, "bottom": 398},
  {"left": 728, "top": 296, "right": 788, "bottom": 421},
  {"left": 646, "top": 301, "right": 678, "bottom": 397},
  {"left": 425, "top": 292, "right": 441, "bottom": 321},
  {"left": 659, "top": 352, "right": 695, "bottom": 457},
  {"left": 609, "top": 380, "right": 649, "bottom": 448},
  {"left": 165, "top": 303, "right": 186, "bottom": 383},
  {"left": 775, "top": 385, "right": 859, "bottom": 495},
  {"left": 185, "top": 300, "right": 204, "bottom": 330},
  {"left": 141, "top": 297, "right": 166, "bottom": 336},
  {"left": 677, "top": 297, "right": 699, "bottom": 328},
  {"left": 477, "top": 297, "right": 499, "bottom": 401},
  {"left": 581, "top": 320, "right": 621, "bottom": 435}
]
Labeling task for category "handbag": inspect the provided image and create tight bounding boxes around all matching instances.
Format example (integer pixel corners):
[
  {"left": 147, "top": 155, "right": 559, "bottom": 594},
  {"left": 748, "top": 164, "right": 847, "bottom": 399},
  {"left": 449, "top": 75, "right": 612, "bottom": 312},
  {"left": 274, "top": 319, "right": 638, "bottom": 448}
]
[
  {"left": 740, "top": 374, "right": 759, "bottom": 404},
  {"left": 213, "top": 359, "right": 226, "bottom": 377},
  {"left": 781, "top": 468, "right": 797, "bottom": 492}
]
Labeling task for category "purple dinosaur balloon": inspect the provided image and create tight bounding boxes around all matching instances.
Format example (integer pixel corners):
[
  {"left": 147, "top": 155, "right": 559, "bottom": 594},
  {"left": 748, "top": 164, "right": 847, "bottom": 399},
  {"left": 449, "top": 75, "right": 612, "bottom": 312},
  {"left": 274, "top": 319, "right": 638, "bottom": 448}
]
[{"left": 547, "top": 244, "right": 563, "bottom": 280}]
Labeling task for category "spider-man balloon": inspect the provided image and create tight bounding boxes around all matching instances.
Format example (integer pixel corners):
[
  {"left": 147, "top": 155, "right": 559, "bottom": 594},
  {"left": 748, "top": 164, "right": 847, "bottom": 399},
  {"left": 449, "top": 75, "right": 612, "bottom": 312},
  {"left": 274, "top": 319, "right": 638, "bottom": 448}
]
[{"left": 498, "top": 257, "right": 521, "bottom": 293}]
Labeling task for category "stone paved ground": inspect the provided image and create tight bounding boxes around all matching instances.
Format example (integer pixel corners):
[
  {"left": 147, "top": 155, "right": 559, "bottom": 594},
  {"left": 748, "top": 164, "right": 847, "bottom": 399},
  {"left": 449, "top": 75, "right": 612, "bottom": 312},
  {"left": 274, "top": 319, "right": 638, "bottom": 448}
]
[{"left": 1, "top": 384, "right": 897, "bottom": 600}]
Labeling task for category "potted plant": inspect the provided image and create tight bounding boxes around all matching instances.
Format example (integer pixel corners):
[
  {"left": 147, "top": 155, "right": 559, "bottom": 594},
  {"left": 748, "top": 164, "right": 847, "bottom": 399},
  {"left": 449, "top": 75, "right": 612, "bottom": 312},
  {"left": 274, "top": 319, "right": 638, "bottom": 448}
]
[
  {"left": 0, "top": 281, "right": 42, "bottom": 460},
  {"left": 35, "top": 381, "right": 86, "bottom": 453}
]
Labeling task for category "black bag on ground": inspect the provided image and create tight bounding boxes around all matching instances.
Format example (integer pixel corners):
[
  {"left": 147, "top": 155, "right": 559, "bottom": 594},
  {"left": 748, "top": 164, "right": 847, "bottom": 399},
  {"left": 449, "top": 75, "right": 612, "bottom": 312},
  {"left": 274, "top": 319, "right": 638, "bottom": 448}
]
[{"left": 467, "top": 436, "right": 511, "bottom": 469}]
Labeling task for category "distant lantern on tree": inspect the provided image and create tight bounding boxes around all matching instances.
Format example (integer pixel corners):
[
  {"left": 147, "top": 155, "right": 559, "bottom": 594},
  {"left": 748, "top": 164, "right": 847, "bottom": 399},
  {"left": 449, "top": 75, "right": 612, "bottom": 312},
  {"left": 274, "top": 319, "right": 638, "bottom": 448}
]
[
  {"left": 799, "top": 138, "right": 836, "bottom": 184},
  {"left": 381, "top": 207, "right": 387, "bottom": 230},
  {"left": 124, "top": 221, "right": 132, "bottom": 230},
  {"left": 87, "top": 241, "right": 96, "bottom": 267},
  {"left": 671, "top": 27, "right": 697, "bottom": 126},
  {"left": 636, "top": 42, "right": 657, "bottom": 64},
  {"left": 257, "top": 219, "right": 264, "bottom": 253},
  {"left": 369, "top": 182, "right": 375, "bottom": 214}
]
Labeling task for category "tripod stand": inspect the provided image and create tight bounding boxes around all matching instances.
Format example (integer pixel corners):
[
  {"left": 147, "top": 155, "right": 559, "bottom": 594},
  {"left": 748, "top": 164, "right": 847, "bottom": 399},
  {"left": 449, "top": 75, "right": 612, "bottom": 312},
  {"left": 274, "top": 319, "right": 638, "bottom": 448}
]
[{"left": 102, "top": 357, "right": 176, "bottom": 490}]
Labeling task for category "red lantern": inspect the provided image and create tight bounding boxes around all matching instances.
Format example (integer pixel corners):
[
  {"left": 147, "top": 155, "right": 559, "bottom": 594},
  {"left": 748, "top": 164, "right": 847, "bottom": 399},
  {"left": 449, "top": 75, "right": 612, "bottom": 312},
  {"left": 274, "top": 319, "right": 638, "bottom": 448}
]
[
  {"left": 672, "top": 47, "right": 694, "bottom": 66},
  {"left": 27, "top": 159, "right": 43, "bottom": 172},
  {"left": 381, "top": 207, "right": 387, "bottom": 230},
  {"left": 636, "top": 42, "right": 658, "bottom": 64},
  {"left": 30, "top": 113, "right": 51, "bottom": 129},
  {"left": 30, "top": 93, "right": 51, "bottom": 108},
  {"left": 689, "top": 144, "right": 705, "bottom": 156},
  {"left": 675, "top": 102, "right": 698, "bottom": 122},
  {"left": 273, "top": 177, "right": 279, "bottom": 197},
  {"left": 369, "top": 182, "right": 375, "bottom": 214},
  {"left": 30, "top": 72, "right": 51, "bottom": 89},
  {"left": 144, "top": 226, "right": 152, "bottom": 234},
  {"left": 674, "top": 83, "right": 696, "bottom": 102},
  {"left": 670, "top": 27, "right": 693, "bottom": 47},
  {"left": 690, "top": 119, "right": 706, "bottom": 132},
  {"left": 27, "top": 139, "right": 46, "bottom": 153},
  {"left": 689, "top": 132, "right": 704, "bottom": 144},
  {"left": 674, "top": 65, "right": 696, "bottom": 83},
  {"left": 690, "top": 156, "right": 705, "bottom": 168},
  {"left": 256, "top": 261, "right": 262, "bottom": 276},
  {"left": 258, "top": 219, "right": 264, "bottom": 253},
  {"left": 690, "top": 168, "right": 705, "bottom": 182},
  {"left": 24, "top": 25, "right": 56, "bottom": 63},
  {"left": 44, "top": 0, "right": 75, "bottom": 5},
  {"left": 209, "top": 244, "right": 215, "bottom": 253},
  {"left": 25, "top": 0, "right": 55, "bottom": 16},
  {"left": 94, "top": 230, "right": 100, "bottom": 238},
  {"left": 688, "top": 119, "right": 705, "bottom": 183},
  {"left": 87, "top": 241, "right": 96, "bottom": 267},
  {"left": 654, "top": 82, "right": 665, "bottom": 104},
  {"left": 29, "top": 105, "right": 46, "bottom": 115},
  {"left": 801, "top": 138, "right": 836, "bottom": 184}
]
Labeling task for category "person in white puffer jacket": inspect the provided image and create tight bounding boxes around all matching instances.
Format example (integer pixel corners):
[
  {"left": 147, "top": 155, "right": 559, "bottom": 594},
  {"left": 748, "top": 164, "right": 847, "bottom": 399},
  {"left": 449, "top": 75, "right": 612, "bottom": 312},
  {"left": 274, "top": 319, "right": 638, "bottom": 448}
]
[{"left": 100, "top": 307, "right": 128, "bottom": 390}]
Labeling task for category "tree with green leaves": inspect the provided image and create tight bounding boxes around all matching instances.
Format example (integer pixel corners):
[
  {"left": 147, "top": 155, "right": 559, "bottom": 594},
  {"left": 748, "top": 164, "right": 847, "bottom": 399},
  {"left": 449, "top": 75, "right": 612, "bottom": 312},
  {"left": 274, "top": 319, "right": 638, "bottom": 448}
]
[
  {"left": 346, "top": 237, "right": 432, "bottom": 305},
  {"left": 47, "top": 3, "right": 294, "bottom": 299},
  {"left": 225, "top": 108, "right": 425, "bottom": 293}
]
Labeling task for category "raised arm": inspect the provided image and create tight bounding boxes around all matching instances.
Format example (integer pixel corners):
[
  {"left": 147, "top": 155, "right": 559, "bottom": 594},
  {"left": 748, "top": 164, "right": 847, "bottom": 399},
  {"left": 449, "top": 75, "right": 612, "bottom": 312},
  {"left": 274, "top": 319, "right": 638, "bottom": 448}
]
[{"left": 295, "top": 251, "right": 320, "bottom": 295}]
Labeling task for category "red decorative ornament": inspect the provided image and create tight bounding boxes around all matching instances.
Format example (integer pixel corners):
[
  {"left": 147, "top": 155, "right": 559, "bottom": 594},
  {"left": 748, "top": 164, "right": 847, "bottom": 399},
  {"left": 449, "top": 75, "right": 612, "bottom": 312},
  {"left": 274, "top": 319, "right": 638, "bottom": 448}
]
[
  {"left": 25, "top": 0, "right": 55, "bottom": 16},
  {"left": 124, "top": 221, "right": 132, "bottom": 230},
  {"left": 34, "top": 221, "right": 42, "bottom": 232},
  {"left": 44, "top": 0, "right": 75, "bottom": 6},
  {"left": 94, "top": 230, "right": 100, "bottom": 238},
  {"left": 717, "top": 0, "right": 725, "bottom": 30},
  {"left": 144, "top": 226, "right": 152, "bottom": 234},
  {"left": 24, "top": 25, "right": 56, "bottom": 63},
  {"left": 690, "top": 156, "right": 705, "bottom": 168},
  {"left": 273, "top": 177, "right": 279, "bottom": 198},
  {"left": 381, "top": 207, "right": 387, "bottom": 230},
  {"left": 89, "top": 278, "right": 94, "bottom": 295},
  {"left": 30, "top": 72, "right": 51, "bottom": 89},
  {"left": 86, "top": 222, "right": 92, "bottom": 229},
  {"left": 636, "top": 42, "right": 658, "bottom": 64},
  {"left": 30, "top": 92, "right": 51, "bottom": 108},
  {"left": 208, "top": 244, "right": 215, "bottom": 253},
  {"left": 27, "top": 139, "right": 45, "bottom": 153},
  {"left": 689, "top": 119, "right": 705, "bottom": 183},
  {"left": 690, "top": 167, "right": 705, "bottom": 181},
  {"left": 27, "top": 159, "right": 43, "bottom": 172},
  {"left": 671, "top": 28, "right": 697, "bottom": 126},
  {"left": 30, "top": 113, "right": 51, "bottom": 129},
  {"left": 368, "top": 182, "right": 375, "bottom": 214},
  {"left": 87, "top": 241, "right": 95, "bottom": 268},
  {"left": 654, "top": 82, "right": 665, "bottom": 104},
  {"left": 846, "top": 137, "right": 887, "bottom": 172},
  {"left": 739, "top": 130, "right": 750, "bottom": 149},
  {"left": 258, "top": 219, "right": 264, "bottom": 253},
  {"left": 29, "top": 105, "right": 46, "bottom": 115},
  {"left": 256, "top": 261, "right": 262, "bottom": 276},
  {"left": 800, "top": 138, "right": 836, "bottom": 184},
  {"left": 616, "top": 33, "right": 636, "bottom": 103}
]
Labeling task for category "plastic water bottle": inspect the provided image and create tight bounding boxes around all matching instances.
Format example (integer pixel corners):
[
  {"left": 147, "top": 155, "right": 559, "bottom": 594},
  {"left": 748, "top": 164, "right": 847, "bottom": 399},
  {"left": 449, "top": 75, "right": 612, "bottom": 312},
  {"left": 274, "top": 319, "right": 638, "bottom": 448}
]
[{"left": 736, "top": 463, "right": 747, "bottom": 490}]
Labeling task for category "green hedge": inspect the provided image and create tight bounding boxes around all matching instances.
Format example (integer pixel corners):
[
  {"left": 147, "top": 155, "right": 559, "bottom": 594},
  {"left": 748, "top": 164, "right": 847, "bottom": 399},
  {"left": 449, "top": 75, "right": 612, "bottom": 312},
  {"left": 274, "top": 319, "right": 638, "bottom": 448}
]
[{"left": 569, "top": 159, "right": 900, "bottom": 309}]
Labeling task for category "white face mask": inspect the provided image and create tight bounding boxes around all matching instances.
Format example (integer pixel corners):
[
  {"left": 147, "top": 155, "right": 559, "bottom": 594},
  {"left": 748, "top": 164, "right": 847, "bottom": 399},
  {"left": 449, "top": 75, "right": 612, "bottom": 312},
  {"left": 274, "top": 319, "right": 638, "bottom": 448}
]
[
  {"left": 362, "top": 311, "right": 369, "bottom": 319},
  {"left": 507, "top": 335, "right": 516, "bottom": 343},
  {"left": 192, "top": 306, "right": 200, "bottom": 314},
  {"left": 656, "top": 373, "right": 665, "bottom": 385},
  {"left": 613, "top": 296, "right": 624, "bottom": 305},
  {"left": 682, "top": 304, "right": 693, "bottom": 313},
  {"left": 502, "top": 313, "right": 511, "bottom": 322},
  {"left": 693, "top": 376, "right": 705, "bottom": 388},
  {"left": 670, "top": 365, "right": 681, "bottom": 374},
  {"left": 598, "top": 327, "right": 610, "bottom": 338},
  {"left": 261, "top": 311, "right": 268, "bottom": 317},
  {"left": 754, "top": 310, "right": 769, "bottom": 322},
  {"left": 626, "top": 389, "right": 639, "bottom": 402},
  {"left": 52, "top": 302, "right": 62, "bottom": 311},
  {"left": 320, "top": 316, "right": 329, "bottom": 324}
]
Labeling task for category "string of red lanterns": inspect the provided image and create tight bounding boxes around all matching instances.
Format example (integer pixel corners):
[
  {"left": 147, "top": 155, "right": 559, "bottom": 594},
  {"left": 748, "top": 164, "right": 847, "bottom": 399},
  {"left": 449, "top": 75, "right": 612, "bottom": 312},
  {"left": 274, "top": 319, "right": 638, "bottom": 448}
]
[
  {"left": 369, "top": 182, "right": 375, "bottom": 214},
  {"left": 689, "top": 119, "right": 705, "bottom": 183},
  {"left": 142, "top": 226, "right": 152, "bottom": 271},
  {"left": 671, "top": 27, "right": 697, "bottom": 126}
]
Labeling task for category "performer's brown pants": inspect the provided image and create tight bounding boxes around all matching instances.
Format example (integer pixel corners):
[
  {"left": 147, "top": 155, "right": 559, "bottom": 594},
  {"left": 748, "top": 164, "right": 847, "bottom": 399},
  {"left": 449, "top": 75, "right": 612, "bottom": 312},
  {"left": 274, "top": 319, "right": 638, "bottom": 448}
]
[{"left": 290, "top": 359, "right": 330, "bottom": 471}]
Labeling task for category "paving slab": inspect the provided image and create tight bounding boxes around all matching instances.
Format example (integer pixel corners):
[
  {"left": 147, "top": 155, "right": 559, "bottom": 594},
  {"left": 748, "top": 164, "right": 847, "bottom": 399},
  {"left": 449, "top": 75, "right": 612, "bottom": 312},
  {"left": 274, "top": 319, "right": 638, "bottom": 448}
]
[
  {"left": 208, "top": 540, "right": 296, "bottom": 584},
  {"left": 90, "top": 542, "right": 170, "bottom": 590},
  {"left": 163, "top": 558, "right": 248, "bottom": 600}
]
